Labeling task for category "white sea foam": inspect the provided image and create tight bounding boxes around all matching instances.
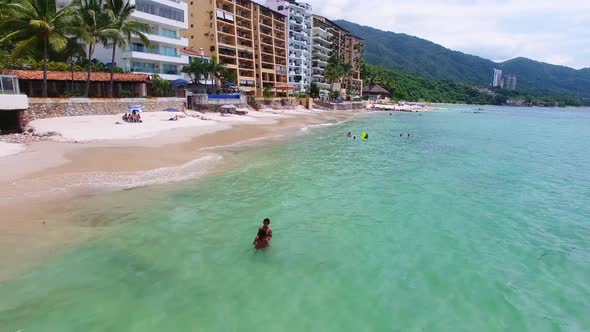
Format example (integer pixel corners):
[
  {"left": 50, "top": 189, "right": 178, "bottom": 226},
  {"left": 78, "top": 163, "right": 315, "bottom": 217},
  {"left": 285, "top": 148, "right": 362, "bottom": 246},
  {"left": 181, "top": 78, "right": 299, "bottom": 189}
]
[{"left": 0, "top": 154, "right": 222, "bottom": 203}]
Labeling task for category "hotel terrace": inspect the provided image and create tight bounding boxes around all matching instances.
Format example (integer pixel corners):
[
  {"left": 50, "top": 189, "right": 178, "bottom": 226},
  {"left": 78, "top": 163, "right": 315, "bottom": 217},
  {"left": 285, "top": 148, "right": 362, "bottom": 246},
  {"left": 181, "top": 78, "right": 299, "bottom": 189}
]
[{"left": 185, "top": 0, "right": 288, "bottom": 96}]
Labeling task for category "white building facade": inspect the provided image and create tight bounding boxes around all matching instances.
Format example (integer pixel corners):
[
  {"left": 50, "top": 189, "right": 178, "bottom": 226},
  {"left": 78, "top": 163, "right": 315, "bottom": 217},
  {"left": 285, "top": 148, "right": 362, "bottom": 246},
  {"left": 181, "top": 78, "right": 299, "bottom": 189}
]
[
  {"left": 266, "top": 0, "right": 313, "bottom": 93},
  {"left": 491, "top": 68, "right": 503, "bottom": 88},
  {"left": 91, "top": 0, "right": 190, "bottom": 81},
  {"left": 311, "top": 16, "right": 332, "bottom": 92}
]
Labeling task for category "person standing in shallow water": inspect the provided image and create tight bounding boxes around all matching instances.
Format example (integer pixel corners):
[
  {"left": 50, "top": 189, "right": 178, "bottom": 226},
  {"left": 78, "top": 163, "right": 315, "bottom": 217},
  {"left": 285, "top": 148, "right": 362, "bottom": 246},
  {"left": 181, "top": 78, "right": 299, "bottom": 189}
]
[{"left": 253, "top": 218, "right": 272, "bottom": 250}]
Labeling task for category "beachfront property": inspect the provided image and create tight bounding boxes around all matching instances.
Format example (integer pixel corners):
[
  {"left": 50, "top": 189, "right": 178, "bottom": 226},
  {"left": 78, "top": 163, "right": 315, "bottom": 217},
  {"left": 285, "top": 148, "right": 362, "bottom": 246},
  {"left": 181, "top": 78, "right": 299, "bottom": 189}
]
[
  {"left": 184, "top": 0, "right": 289, "bottom": 96},
  {"left": 72, "top": 0, "right": 191, "bottom": 81},
  {"left": 56, "top": 0, "right": 189, "bottom": 81},
  {"left": 265, "top": 0, "right": 313, "bottom": 93},
  {"left": 491, "top": 68, "right": 503, "bottom": 88},
  {"left": 311, "top": 15, "right": 365, "bottom": 97},
  {"left": 3, "top": 70, "right": 151, "bottom": 98},
  {"left": 310, "top": 15, "right": 332, "bottom": 92},
  {"left": 180, "top": 48, "right": 217, "bottom": 89}
]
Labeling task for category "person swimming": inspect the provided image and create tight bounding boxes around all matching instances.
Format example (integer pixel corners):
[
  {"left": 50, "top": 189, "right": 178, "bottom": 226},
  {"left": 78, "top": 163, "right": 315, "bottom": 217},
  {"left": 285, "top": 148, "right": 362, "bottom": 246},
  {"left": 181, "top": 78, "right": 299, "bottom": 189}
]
[
  {"left": 253, "top": 218, "right": 272, "bottom": 250},
  {"left": 346, "top": 131, "right": 352, "bottom": 138}
]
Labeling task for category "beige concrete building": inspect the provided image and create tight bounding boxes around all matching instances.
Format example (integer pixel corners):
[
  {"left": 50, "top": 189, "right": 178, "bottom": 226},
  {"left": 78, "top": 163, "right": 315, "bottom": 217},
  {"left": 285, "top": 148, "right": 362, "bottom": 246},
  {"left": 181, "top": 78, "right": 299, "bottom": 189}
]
[
  {"left": 312, "top": 15, "right": 364, "bottom": 96},
  {"left": 184, "top": 0, "right": 288, "bottom": 96}
]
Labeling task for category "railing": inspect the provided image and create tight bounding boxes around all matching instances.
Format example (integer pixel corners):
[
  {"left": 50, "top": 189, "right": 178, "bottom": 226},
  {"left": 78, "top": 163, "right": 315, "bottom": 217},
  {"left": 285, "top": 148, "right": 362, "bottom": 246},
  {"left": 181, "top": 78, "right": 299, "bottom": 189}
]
[
  {"left": 153, "top": 30, "right": 180, "bottom": 39},
  {"left": 130, "top": 46, "right": 180, "bottom": 57},
  {"left": 126, "top": 66, "right": 179, "bottom": 75}
]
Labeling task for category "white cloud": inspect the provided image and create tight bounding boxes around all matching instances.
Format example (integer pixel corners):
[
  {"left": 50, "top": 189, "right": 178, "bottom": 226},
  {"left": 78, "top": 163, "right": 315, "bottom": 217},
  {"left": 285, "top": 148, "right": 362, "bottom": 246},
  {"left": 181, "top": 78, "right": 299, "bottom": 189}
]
[{"left": 304, "top": 0, "right": 590, "bottom": 69}]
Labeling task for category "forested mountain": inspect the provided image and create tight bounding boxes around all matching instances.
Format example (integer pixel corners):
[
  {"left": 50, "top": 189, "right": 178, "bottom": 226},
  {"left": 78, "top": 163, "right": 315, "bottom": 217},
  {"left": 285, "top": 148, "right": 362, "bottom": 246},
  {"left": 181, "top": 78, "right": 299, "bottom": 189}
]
[{"left": 335, "top": 20, "right": 590, "bottom": 102}]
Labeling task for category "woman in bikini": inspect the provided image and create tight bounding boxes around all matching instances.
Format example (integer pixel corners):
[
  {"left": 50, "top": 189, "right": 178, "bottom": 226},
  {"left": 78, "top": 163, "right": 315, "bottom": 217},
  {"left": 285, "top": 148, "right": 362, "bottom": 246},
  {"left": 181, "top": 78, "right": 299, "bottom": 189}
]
[{"left": 253, "top": 218, "right": 272, "bottom": 250}]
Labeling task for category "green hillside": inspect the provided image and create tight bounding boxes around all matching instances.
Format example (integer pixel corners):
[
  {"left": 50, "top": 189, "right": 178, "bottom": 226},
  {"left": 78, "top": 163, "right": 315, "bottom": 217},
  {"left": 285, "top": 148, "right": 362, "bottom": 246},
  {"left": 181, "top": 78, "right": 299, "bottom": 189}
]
[{"left": 335, "top": 20, "right": 590, "bottom": 103}]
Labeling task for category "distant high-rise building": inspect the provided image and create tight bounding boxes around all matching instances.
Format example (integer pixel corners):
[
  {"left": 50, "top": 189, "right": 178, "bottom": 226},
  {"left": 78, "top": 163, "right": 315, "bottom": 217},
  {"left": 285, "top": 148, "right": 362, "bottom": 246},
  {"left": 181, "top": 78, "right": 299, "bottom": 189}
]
[
  {"left": 504, "top": 75, "right": 517, "bottom": 90},
  {"left": 491, "top": 68, "right": 502, "bottom": 87}
]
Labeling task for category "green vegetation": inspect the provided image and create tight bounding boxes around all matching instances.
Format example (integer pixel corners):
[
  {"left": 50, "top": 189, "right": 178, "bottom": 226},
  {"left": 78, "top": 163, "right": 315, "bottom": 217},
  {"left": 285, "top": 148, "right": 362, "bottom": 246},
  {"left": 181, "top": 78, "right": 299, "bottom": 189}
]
[
  {"left": 151, "top": 74, "right": 171, "bottom": 97},
  {"left": 0, "top": 0, "right": 151, "bottom": 97},
  {"left": 363, "top": 63, "right": 583, "bottom": 106},
  {"left": 336, "top": 20, "right": 590, "bottom": 105},
  {"left": 324, "top": 56, "right": 353, "bottom": 92},
  {"left": 104, "top": 0, "right": 151, "bottom": 97}
]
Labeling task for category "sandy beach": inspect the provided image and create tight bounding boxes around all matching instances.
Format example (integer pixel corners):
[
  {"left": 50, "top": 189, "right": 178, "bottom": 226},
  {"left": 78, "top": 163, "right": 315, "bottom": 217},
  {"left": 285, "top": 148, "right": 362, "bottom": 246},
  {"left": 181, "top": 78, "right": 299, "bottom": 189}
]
[{"left": 0, "top": 108, "right": 354, "bottom": 281}]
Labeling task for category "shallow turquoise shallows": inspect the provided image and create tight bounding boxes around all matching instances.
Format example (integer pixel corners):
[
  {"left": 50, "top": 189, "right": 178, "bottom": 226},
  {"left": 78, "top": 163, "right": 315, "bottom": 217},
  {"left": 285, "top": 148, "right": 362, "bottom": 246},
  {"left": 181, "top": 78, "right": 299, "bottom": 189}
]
[{"left": 1, "top": 106, "right": 590, "bottom": 332}]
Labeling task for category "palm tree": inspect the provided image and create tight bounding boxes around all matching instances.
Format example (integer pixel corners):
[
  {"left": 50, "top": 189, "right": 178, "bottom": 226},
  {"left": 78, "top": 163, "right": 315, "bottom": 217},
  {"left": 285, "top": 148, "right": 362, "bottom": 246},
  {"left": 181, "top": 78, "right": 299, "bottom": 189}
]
[
  {"left": 340, "top": 62, "right": 353, "bottom": 84},
  {"left": 0, "top": 0, "right": 74, "bottom": 97},
  {"left": 104, "top": 0, "right": 151, "bottom": 97},
  {"left": 208, "top": 54, "right": 226, "bottom": 83},
  {"left": 182, "top": 57, "right": 210, "bottom": 85},
  {"left": 324, "top": 64, "right": 339, "bottom": 92},
  {"left": 71, "top": 0, "right": 118, "bottom": 97}
]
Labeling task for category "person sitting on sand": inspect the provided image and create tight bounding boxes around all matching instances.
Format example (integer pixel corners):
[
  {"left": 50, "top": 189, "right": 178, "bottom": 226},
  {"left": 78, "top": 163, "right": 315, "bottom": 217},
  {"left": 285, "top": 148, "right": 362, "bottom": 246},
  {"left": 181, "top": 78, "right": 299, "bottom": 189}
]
[
  {"left": 253, "top": 218, "right": 272, "bottom": 250},
  {"left": 169, "top": 115, "right": 178, "bottom": 121},
  {"left": 122, "top": 113, "right": 129, "bottom": 122}
]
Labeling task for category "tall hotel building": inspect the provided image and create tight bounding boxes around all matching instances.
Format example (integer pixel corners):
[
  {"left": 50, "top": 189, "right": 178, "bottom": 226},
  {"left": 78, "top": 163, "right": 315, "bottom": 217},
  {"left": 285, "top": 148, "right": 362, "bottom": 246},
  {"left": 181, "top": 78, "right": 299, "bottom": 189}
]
[
  {"left": 491, "top": 68, "right": 503, "bottom": 87},
  {"left": 90, "top": 0, "right": 190, "bottom": 81},
  {"left": 265, "top": 0, "right": 313, "bottom": 93},
  {"left": 185, "top": 0, "right": 288, "bottom": 96},
  {"left": 312, "top": 15, "right": 364, "bottom": 96}
]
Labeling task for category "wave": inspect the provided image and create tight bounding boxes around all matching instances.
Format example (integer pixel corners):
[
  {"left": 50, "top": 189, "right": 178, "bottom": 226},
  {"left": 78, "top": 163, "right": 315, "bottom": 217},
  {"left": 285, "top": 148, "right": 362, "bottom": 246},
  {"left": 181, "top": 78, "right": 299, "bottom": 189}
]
[{"left": 0, "top": 154, "right": 223, "bottom": 203}]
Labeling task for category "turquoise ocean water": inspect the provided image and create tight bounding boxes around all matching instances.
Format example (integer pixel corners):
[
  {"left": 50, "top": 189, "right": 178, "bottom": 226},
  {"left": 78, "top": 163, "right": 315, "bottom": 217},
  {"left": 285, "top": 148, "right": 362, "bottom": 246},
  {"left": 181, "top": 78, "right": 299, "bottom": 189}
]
[{"left": 1, "top": 105, "right": 589, "bottom": 331}]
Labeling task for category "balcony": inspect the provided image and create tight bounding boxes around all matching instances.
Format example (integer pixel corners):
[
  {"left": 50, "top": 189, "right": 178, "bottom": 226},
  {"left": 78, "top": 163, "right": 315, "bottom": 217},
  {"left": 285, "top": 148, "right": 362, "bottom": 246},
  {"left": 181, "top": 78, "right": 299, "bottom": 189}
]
[
  {"left": 260, "top": 27, "right": 272, "bottom": 37},
  {"left": 218, "top": 37, "right": 235, "bottom": 46},
  {"left": 261, "top": 37, "right": 273, "bottom": 46},
  {"left": 236, "top": 10, "right": 251, "bottom": 20},
  {"left": 236, "top": 21, "right": 251, "bottom": 30},
  {"left": 218, "top": 25, "right": 234, "bottom": 36},
  {"left": 260, "top": 47, "right": 274, "bottom": 55},
  {"left": 130, "top": 44, "right": 179, "bottom": 57},
  {"left": 235, "top": 0, "right": 251, "bottom": 9},
  {"left": 238, "top": 51, "right": 253, "bottom": 59},
  {"left": 237, "top": 31, "right": 252, "bottom": 39}
]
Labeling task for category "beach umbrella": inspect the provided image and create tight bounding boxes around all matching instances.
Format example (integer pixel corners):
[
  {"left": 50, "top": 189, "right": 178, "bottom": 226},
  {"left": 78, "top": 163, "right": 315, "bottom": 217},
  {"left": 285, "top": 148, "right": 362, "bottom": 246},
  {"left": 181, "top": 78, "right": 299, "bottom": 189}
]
[
  {"left": 163, "top": 107, "right": 181, "bottom": 112},
  {"left": 128, "top": 104, "right": 144, "bottom": 113},
  {"left": 170, "top": 78, "right": 189, "bottom": 87}
]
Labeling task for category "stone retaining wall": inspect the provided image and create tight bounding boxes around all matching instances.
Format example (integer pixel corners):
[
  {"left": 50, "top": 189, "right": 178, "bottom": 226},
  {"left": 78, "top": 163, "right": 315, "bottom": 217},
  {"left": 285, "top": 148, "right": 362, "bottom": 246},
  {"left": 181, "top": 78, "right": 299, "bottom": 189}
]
[{"left": 23, "top": 97, "right": 186, "bottom": 125}]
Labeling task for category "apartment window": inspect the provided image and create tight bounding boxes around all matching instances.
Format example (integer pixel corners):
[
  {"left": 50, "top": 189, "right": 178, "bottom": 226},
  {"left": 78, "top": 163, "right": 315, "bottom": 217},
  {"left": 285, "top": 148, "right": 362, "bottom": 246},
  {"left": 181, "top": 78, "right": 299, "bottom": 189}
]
[
  {"left": 162, "top": 64, "right": 177, "bottom": 74},
  {"left": 131, "top": 62, "right": 156, "bottom": 73},
  {"left": 162, "top": 47, "right": 177, "bottom": 57},
  {"left": 161, "top": 28, "right": 177, "bottom": 38},
  {"left": 191, "top": 35, "right": 194, "bottom": 39},
  {"left": 190, "top": 24, "right": 193, "bottom": 28}
]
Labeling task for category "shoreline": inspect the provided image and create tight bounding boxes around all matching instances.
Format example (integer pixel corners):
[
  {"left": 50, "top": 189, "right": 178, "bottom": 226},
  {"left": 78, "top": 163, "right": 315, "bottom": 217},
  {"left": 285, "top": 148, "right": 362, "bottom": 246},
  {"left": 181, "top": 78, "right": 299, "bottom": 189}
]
[{"left": 0, "top": 109, "right": 356, "bottom": 282}]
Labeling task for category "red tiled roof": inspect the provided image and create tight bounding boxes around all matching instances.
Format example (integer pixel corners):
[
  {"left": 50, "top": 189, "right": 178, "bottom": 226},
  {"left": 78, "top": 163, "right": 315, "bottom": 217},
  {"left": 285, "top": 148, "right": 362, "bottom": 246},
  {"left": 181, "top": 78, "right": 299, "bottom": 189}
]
[
  {"left": 2, "top": 70, "right": 150, "bottom": 82},
  {"left": 180, "top": 47, "right": 203, "bottom": 56},
  {"left": 275, "top": 83, "right": 296, "bottom": 90}
]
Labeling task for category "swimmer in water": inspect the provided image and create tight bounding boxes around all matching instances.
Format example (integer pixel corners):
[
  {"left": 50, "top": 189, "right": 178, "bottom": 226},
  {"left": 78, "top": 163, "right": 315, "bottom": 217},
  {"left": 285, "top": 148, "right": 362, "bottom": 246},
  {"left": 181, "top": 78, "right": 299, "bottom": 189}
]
[
  {"left": 347, "top": 131, "right": 352, "bottom": 138},
  {"left": 253, "top": 218, "right": 272, "bottom": 250}
]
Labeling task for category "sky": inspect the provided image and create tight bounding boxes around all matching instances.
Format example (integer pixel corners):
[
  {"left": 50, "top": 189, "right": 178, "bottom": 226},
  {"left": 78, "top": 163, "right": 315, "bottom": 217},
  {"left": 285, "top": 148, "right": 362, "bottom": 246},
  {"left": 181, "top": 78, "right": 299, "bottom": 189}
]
[{"left": 290, "top": 0, "right": 590, "bottom": 69}]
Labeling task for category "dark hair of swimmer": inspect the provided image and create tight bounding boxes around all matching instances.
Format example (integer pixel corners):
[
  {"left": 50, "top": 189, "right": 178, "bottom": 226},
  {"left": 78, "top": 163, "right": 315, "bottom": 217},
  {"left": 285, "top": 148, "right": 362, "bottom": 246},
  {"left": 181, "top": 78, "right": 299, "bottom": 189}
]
[{"left": 263, "top": 218, "right": 270, "bottom": 225}]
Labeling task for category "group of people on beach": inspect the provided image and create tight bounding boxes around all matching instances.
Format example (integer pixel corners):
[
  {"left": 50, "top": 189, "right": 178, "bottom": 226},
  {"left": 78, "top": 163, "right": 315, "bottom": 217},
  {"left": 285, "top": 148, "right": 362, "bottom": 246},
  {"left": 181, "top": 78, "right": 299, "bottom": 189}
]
[{"left": 122, "top": 110, "right": 142, "bottom": 123}]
